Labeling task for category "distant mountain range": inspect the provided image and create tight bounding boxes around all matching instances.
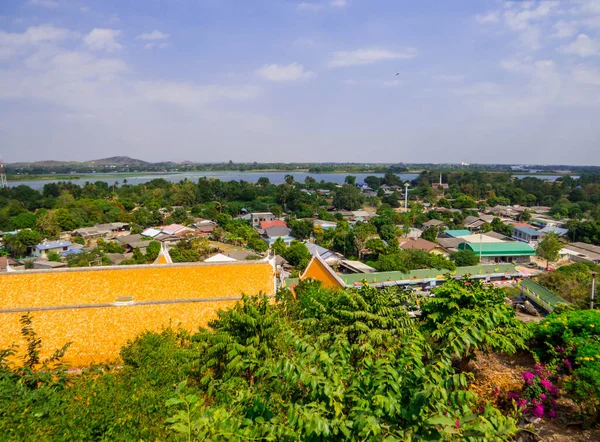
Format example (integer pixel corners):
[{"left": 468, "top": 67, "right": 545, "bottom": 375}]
[{"left": 8, "top": 156, "right": 189, "bottom": 168}]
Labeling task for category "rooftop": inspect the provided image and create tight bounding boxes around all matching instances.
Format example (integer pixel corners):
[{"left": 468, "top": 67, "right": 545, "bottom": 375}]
[
  {"left": 444, "top": 229, "right": 471, "bottom": 238},
  {"left": 458, "top": 242, "right": 536, "bottom": 256},
  {"left": 36, "top": 241, "right": 72, "bottom": 250},
  {"left": 513, "top": 226, "right": 541, "bottom": 236}
]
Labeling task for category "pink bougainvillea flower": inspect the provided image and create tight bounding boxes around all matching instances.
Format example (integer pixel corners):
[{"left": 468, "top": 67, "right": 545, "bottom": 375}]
[
  {"left": 532, "top": 404, "right": 544, "bottom": 418},
  {"left": 540, "top": 379, "right": 553, "bottom": 390},
  {"left": 548, "top": 409, "right": 557, "bottom": 418},
  {"left": 522, "top": 372, "right": 535, "bottom": 383}
]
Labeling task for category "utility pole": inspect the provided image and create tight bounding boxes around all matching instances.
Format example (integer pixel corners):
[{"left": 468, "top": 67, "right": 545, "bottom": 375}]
[
  {"left": 404, "top": 183, "right": 409, "bottom": 212},
  {"left": 479, "top": 233, "right": 483, "bottom": 263},
  {"left": 592, "top": 271, "right": 597, "bottom": 310}
]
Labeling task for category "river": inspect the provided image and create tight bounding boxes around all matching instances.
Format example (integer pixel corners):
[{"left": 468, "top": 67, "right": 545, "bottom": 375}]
[
  {"left": 6, "top": 171, "right": 575, "bottom": 190},
  {"left": 7, "top": 171, "right": 420, "bottom": 190}
]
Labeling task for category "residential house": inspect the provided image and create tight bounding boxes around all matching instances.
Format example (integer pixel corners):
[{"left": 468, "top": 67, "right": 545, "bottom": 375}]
[
  {"left": 458, "top": 242, "right": 535, "bottom": 264},
  {"left": 464, "top": 216, "right": 492, "bottom": 231},
  {"left": 441, "top": 229, "right": 471, "bottom": 238},
  {"left": 422, "top": 219, "right": 447, "bottom": 230},
  {"left": 262, "top": 225, "right": 293, "bottom": 246},
  {"left": 432, "top": 173, "right": 449, "bottom": 191},
  {"left": 32, "top": 260, "right": 67, "bottom": 270},
  {"left": 33, "top": 241, "right": 73, "bottom": 258},
  {"left": 260, "top": 220, "right": 287, "bottom": 230},
  {"left": 436, "top": 237, "right": 465, "bottom": 252},
  {"left": 540, "top": 226, "right": 569, "bottom": 237},
  {"left": 338, "top": 260, "right": 377, "bottom": 274},
  {"left": 251, "top": 212, "right": 275, "bottom": 228},
  {"left": 0, "top": 256, "right": 20, "bottom": 272},
  {"left": 314, "top": 219, "right": 337, "bottom": 230},
  {"left": 305, "top": 243, "right": 344, "bottom": 266},
  {"left": 399, "top": 238, "right": 449, "bottom": 256},
  {"left": 483, "top": 231, "right": 512, "bottom": 241},
  {"left": 488, "top": 205, "right": 520, "bottom": 218},
  {"left": 512, "top": 225, "right": 542, "bottom": 245},
  {"left": 560, "top": 242, "right": 600, "bottom": 265}
]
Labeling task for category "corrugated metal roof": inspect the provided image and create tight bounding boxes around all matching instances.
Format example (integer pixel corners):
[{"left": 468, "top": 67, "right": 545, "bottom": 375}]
[
  {"left": 444, "top": 229, "right": 471, "bottom": 238},
  {"left": 36, "top": 241, "right": 72, "bottom": 250},
  {"left": 459, "top": 242, "right": 536, "bottom": 256},
  {"left": 514, "top": 226, "right": 541, "bottom": 236}
]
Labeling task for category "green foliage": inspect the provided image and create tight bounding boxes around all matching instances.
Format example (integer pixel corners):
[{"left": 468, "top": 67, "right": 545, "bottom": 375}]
[
  {"left": 333, "top": 184, "right": 364, "bottom": 211},
  {"left": 491, "top": 217, "right": 514, "bottom": 237},
  {"left": 282, "top": 240, "right": 311, "bottom": 270},
  {"left": 421, "top": 278, "right": 531, "bottom": 364},
  {"left": 96, "top": 238, "right": 125, "bottom": 254},
  {"left": 420, "top": 227, "right": 438, "bottom": 243},
  {"left": 272, "top": 237, "right": 287, "bottom": 257},
  {"left": 248, "top": 236, "right": 268, "bottom": 253},
  {"left": 450, "top": 249, "right": 480, "bottom": 267},
  {"left": 373, "top": 249, "right": 456, "bottom": 273},
  {"left": 171, "top": 236, "right": 213, "bottom": 263},
  {"left": 46, "top": 250, "right": 62, "bottom": 262},
  {"left": 289, "top": 219, "right": 314, "bottom": 240},
  {"left": 535, "top": 233, "right": 563, "bottom": 268},
  {"left": 532, "top": 310, "right": 600, "bottom": 416},
  {"left": 536, "top": 262, "right": 599, "bottom": 307},
  {"left": 4, "top": 229, "right": 43, "bottom": 257}
]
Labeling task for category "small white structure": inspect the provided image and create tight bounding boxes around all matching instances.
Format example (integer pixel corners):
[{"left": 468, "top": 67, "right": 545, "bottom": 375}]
[{"left": 204, "top": 253, "right": 237, "bottom": 263}]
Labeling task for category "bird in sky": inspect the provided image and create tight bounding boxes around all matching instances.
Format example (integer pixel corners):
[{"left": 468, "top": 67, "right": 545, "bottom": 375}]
[{"left": 395, "top": 73, "right": 400, "bottom": 76}]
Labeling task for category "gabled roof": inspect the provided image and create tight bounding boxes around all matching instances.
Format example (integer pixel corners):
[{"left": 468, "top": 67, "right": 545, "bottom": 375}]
[
  {"left": 423, "top": 219, "right": 446, "bottom": 227},
  {"left": 458, "top": 242, "right": 536, "bottom": 256},
  {"left": 300, "top": 253, "right": 346, "bottom": 289},
  {"left": 161, "top": 224, "right": 188, "bottom": 235},
  {"left": 153, "top": 244, "right": 173, "bottom": 264},
  {"left": 260, "top": 220, "right": 287, "bottom": 229},
  {"left": 264, "top": 226, "right": 291, "bottom": 238},
  {"left": 205, "top": 253, "right": 237, "bottom": 263},
  {"left": 399, "top": 238, "right": 440, "bottom": 252},
  {"left": 142, "top": 228, "right": 162, "bottom": 238}
]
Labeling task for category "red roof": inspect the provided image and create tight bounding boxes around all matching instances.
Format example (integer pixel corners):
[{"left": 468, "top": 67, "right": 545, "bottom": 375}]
[{"left": 260, "top": 220, "right": 287, "bottom": 229}]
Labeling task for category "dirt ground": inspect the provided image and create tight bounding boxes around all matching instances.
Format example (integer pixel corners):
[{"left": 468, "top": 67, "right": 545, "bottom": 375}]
[{"left": 469, "top": 352, "right": 600, "bottom": 441}]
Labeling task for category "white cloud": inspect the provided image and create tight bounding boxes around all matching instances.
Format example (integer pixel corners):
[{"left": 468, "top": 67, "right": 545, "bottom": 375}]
[
  {"left": 573, "top": 67, "right": 600, "bottom": 85},
  {"left": 331, "top": 0, "right": 347, "bottom": 7},
  {"left": 552, "top": 20, "right": 578, "bottom": 38},
  {"left": 29, "top": 0, "right": 59, "bottom": 8},
  {"left": 559, "top": 34, "right": 600, "bottom": 57},
  {"left": 297, "top": 2, "right": 324, "bottom": 11},
  {"left": 476, "top": 11, "right": 499, "bottom": 24},
  {"left": 256, "top": 63, "right": 316, "bottom": 82},
  {"left": 83, "top": 29, "right": 122, "bottom": 52},
  {"left": 0, "top": 25, "right": 76, "bottom": 59},
  {"left": 453, "top": 82, "right": 502, "bottom": 96},
  {"left": 137, "top": 30, "right": 169, "bottom": 41},
  {"left": 328, "top": 47, "right": 417, "bottom": 68}
]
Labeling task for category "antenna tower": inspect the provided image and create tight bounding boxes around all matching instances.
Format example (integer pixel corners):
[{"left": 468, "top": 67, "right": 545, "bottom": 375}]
[{"left": 0, "top": 156, "right": 7, "bottom": 189}]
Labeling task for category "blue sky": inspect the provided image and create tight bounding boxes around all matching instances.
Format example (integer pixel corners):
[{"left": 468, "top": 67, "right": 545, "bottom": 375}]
[{"left": 1, "top": 0, "right": 600, "bottom": 164}]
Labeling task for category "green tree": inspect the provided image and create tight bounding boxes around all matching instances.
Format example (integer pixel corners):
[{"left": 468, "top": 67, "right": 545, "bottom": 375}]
[
  {"left": 283, "top": 240, "right": 311, "bottom": 270},
  {"left": 450, "top": 249, "right": 479, "bottom": 266},
  {"left": 272, "top": 237, "right": 287, "bottom": 256},
  {"left": 344, "top": 175, "right": 356, "bottom": 186},
  {"left": 420, "top": 227, "right": 438, "bottom": 243},
  {"left": 4, "top": 230, "right": 42, "bottom": 257},
  {"left": 333, "top": 185, "right": 364, "bottom": 211},
  {"left": 289, "top": 219, "right": 313, "bottom": 240},
  {"left": 536, "top": 232, "right": 563, "bottom": 270}
]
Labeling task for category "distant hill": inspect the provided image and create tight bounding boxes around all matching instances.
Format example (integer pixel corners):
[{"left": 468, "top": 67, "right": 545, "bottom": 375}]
[{"left": 9, "top": 156, "right": 157, "bottom": 168}]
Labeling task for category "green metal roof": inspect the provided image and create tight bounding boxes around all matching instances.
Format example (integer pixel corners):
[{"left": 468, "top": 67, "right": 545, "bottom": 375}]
[
  {"left": 339, "top": 263, "right": 517, "bottom": 286},
  {"left": 458, "top": 242, "right": 535, "bottom": 257},
  {"left": 444, "top": 229, "right": 471, "bottom": 237},
  {"left": 519, "top": 278, "right": 569, "bottom": 311}
]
